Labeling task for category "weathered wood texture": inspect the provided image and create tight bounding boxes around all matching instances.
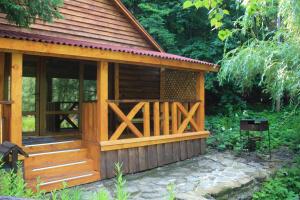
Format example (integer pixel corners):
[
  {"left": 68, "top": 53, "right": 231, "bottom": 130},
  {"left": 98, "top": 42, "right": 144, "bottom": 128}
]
[
  {"left": 0, "top": 0, "right": 157, "bottom": 50},
  {"left": 100, "top": 138, "right": 205, "bottom": 179}
]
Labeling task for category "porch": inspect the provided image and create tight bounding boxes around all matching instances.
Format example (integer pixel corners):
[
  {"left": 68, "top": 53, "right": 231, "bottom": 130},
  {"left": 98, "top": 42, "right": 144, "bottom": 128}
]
[{"left": 0, "top": 35, "right": 217, "bottom": 191}]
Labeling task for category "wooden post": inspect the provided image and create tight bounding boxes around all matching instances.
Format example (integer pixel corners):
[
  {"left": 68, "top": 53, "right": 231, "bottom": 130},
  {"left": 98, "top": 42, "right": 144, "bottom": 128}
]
[
  {"left": 114, "top": 63, "right": 120, "bottom": 101},
  {"left": 0, "top": 53, "right": 4, "bottom": 144},
  {"left": 171, "top": 102, "right": 177, "bottom": 134},
  {"left": 162, "top": 102, "right": 169, "bottom": 135},
  {"left": 10, "top": 53, "right": 23, "bottom": 146},
  {"left": 196, "top": 72, "right": 205, "bottom": 131},
  {"left": 97, "top": 61, "right": 108, "bottom": 141},
  {"left": 143, "top": 102, "right": 150, "bottom": 137},
  {"left": 153, "top": 102, "right": 160, "bottom": 136}
]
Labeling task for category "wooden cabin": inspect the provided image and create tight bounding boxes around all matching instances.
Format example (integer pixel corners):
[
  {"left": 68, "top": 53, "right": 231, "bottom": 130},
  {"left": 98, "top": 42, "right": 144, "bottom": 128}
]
[{"left": 0, "top": 0, "right": 218, "bottom": 191}]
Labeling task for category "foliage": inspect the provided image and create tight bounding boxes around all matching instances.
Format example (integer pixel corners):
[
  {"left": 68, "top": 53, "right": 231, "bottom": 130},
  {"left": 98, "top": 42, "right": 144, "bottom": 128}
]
[
  {"left": 114, "top": 163, "right": 129, "bottom": 200},
  {"left": 206, "top": 108, "right": 300, "bottom": 153},
  {"left": 0, "top": 160, "right": 44, "bottom": 199},
  {"left": 218, "top": 0, "right": 300, "bottom": 105},
  {"left": 0, "top": 0, "right": 63, "bottom": 27},
  {"left": 253, "top": 157, "right": 300, "bottom": 200},
  {"left": 167, "top": 183, "right": 175, "bottom": 200}
]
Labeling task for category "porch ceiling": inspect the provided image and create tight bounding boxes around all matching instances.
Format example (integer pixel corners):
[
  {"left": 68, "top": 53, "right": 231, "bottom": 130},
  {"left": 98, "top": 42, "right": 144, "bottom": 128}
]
[{"left": 0, "top": 30, "right": 219, "bottom": 72}]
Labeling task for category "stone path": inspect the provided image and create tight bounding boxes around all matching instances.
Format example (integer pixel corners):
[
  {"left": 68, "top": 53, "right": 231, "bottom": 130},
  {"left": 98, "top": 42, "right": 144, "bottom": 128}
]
[{"left": 78, "top": 148, "right": 293, "bottom": 200}]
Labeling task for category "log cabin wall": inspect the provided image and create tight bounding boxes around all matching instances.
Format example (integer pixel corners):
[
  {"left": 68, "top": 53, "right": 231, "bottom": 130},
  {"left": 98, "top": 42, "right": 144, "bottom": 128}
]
[
  {"left": 100, "top": 138, "right": 206, "bottom": 179},
  {"left": 0, "top": 0, "right": 156, "bottom": 50},
  {"left": 118, "top": 64, "right": 160, "bottom": 100}
]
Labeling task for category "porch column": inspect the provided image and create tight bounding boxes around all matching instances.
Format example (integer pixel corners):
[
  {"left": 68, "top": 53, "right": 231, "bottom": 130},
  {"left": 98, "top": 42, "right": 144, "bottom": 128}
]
[
  {"left": 10, "top": 53, "right": 23, "bottom": 146},
  {"left": 97, "top": 61, "right": 108, "bottom": 141},
  {"left": 196, "top": 71, "right": 205, "bottom": 131},
  {"left": 0, "top": 53, "right": 4, "bottom": 100}
]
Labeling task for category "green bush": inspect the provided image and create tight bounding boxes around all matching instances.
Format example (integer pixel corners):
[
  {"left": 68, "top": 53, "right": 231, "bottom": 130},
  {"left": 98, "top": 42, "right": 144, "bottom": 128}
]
[
  {"left": 253, "top": 157, "right": 300, "bottom": 200},
  {"left": 206, "top": 108, "right": 300, "bottom": 153}
]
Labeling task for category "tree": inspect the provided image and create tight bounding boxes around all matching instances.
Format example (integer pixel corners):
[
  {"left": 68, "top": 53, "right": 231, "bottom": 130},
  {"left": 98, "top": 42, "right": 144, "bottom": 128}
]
[{"left": 0, "top": 0, "right": 63, "bottom": 27}]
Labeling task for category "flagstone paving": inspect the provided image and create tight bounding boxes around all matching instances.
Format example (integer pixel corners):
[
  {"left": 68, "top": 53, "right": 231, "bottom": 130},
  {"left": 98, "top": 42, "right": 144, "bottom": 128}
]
[{"left": 78, "top": 148, "right": 293, "bottom": 200}]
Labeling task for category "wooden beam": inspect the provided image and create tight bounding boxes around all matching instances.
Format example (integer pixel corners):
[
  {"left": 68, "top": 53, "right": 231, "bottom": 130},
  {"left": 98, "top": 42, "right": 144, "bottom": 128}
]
[
  {"left": 100, "top": 131, "right": 210, "bottom": 151},
  {"left": 143, "top": 102, "right": 150, "bottom": 137},
  {"left": 97, "top": 61, "right": 109, "bottom": 141},
  {"left": 171, "top": 102, "right": 177, "bottom": 134},
  {"left": 10, "top": 53, "right": 23, "bottom": 146},
  {"left": 162, "top": 102, "right": 169, "bottom": 135},
  {"left": 114, "top": 63, "right": 120, "bottom": 101},
  {"left": 153, "top": 102, "right": 160, "bottom": 136},
  {"left": 196, "top": 72, "right": 205, "bottom": 131},
  {"left": 0, "top": 53, "right": 4, "bottom": 101},
  {"left": 0, "top": 38, "right": 219, "bottom": 72}
]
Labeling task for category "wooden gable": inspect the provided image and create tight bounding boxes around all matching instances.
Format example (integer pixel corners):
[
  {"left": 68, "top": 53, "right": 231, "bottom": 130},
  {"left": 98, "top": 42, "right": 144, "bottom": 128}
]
[{"left": 0, "top": 0, "right": 162, "bottom": 51}]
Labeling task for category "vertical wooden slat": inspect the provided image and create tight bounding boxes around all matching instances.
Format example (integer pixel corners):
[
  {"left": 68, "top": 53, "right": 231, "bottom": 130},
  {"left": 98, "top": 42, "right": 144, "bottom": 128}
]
[
  {"left": 128, "top": 148, "right": 139, "bottom": 173},
  {"left": 187, "top": 140, "right": 194, "bottom": 159},
  {"left": 10, "top": 53, "right": 22, "bottom": 146},
  {"left": 180, "top": 141, "right": 187, "bottom": 161},
  {"left": 0, "top": 53, "right": 4, "bottom": 144},
  {"left": 153, "top": 102, "right": 160, "bottom": 136},
  {"left": 164, "top": 143, "right": 173, "bottom": 164},
  {"left": 97, "top": 61, "right": 109, "bottom": 141},
  {"left": 106, "top": 150, "right": 118, "bottom": 178},
  {"left": 196, "top": 72, "right": 205, "bottom": 131},
  {"left": 143, "top": 102, "right": 150, "bottom": 137},
  {"left": 100, "top": 152, "right": 107, "bottom": 179},
  {"left": 138, "top": 146, "right": 148, "bottom": 171},
  {"left": 157, "top": 144, "right": 165, "bottom": 166},
  {"left": 200, "top": 139, "right": 206, "bottom": 154},
  {"left": 117, "top": 149, "right": 129, "bottom": 174},
  {"left": 147, "top": 145, "right": 158, "bottom": 169},
  {"left": 171, "top": 102, "right": 177, "bottom": 134},
  {"left": 78, "top": 62, "right": 84, "bottom": 132},
  {"left": 172, "top": 142, "right": 180, "bottom": 162},
  {"left": 162, "top": 102, "right": 169, "bottom": 135},
  {"left": 114, "top": 63, "right": 120, "bottom": 101}
]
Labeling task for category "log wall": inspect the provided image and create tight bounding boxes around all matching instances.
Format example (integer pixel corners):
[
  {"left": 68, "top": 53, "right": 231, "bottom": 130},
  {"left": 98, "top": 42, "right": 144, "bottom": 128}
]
[
  {"left": 100, "top": 138, "right": 206, "bottom": 179},
  {"left": 0, "top": 0, "right": 155, "bottom": 50}
]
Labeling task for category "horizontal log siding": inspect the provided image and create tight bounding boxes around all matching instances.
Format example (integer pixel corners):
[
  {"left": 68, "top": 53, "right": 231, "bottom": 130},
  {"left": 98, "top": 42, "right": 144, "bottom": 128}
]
[
  {"left": 100, "top": 138, "right": 206, "bottom": 179},
  {"left": 119, "top": 64, "right": 160, "bottom": 99},
  {"left": 0, "top": 0, "right": 155, "bottom": 50}
]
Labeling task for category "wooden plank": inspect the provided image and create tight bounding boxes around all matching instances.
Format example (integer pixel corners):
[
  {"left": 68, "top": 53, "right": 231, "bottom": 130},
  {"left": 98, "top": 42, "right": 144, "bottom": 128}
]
[
  {"left": 138, "top": 146, "right": 148, "bottom": 171},
  {"left": 0, "top": 53, "right": 4, "bottom": 144},
  {"left": 200, "top": 139, "right": 206, "bottom": 154},
  {"left": 171, "top": 103, "right": 177, "bottom": 134},
  {"left": 109, "top": 102, "right": 144, "bottom": 140},
  {"left": 143, "top": 102, "right": 150, "bottom": 137},
  {"left": 128, "top": 148, "right": 139, "bottom": 173},
  {"left": 172, "top": 142, "right": 180, "bottom": 162},
  {"left": 164, "top": 143, "right": 173, "bottom": 164},
  {"left": 117, "top": 149, "right": 129, "bottom": 174},
  {"left": 97, "top": 61, "right": 109, "bottom": 141},
  {"left": 0, "top": 38, "right": 219, "bottom": 72},
  {"left": 147, "top": 145, "right": 158, "bottom": 169},
  {"left": 100, "top": 131, "right": 210, "bottom": 151},
  {"left": 193, "top": 139, "right": 201, "bottom": 156},
  {"left": 180, "top": 141, "right": 187, "bottom": 161},
  {"left": 162, "top": 102, "right": 169, "bottom": 135},
  {"left": 106, "top": 150, "right": 118, "bottom": 178},
  {"left": 187, "top": 140, "right": 194, "bottom": 159},
  {"left": 114, "top": 63, "right": 120, "bottom": 101},
  {"left": 101, "top": 151, "right": 107, "bottom": 179},
  {"left": 157, "top": 144, "right": 165, "bottom": 166},
  {"left": 153, "top": 102, "right": 160, "bottom": 136},
  {"left": 10, "top": 53, "right": 22, "bottom": 146},
  {"left": 196, "top": 72, "right": 205, "bottom": 131}
]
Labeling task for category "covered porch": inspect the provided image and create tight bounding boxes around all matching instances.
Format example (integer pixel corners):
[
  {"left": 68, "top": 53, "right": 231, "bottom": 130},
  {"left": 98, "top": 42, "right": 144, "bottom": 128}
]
[{"left": 0, "top": 34, "right": 217, "bottom": 190}]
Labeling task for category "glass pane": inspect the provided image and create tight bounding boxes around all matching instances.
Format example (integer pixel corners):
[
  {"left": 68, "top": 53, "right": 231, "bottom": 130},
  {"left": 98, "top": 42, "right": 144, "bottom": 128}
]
[{"left": 22, "top": 115, "right": 36, "bottom": 132}]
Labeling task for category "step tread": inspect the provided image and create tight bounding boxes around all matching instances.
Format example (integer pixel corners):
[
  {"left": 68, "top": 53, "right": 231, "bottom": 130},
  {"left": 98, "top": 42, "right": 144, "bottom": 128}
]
[
  {"left": 27, "top": 170, "right": 99, "bottom": 185},
  {"left": 28, "top": 148, "right": 84, "bottom": 157},
  {"left": 24, "top": 140, "right": 82, "bottom": 154},
  {"left": 30, "top": 158, "right": 93, "bottom": 171}
]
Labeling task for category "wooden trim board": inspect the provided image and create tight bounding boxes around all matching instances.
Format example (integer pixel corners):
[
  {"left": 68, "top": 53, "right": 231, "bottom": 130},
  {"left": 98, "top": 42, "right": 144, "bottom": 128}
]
[
  {"left": 0, "top": 38, "right": 219, "bottom": 72},
  {"left": 100, "top": 131, "right": 209, "bottom": 151}
]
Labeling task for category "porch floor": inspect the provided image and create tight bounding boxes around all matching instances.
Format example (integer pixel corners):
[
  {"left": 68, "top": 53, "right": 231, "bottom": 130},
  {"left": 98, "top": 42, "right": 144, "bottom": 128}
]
[{"left": 22, "top": 134, "right": 81, "bottom": 146}]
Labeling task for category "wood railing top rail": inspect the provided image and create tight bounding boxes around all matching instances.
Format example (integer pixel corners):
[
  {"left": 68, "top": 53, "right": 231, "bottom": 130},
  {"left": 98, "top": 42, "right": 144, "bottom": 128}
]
[
  {"left": 107, "top": 99, "right": 201, "bottom": 103},
  {"left": 0, "top": 100, "right": 13, "bottom": 105}
]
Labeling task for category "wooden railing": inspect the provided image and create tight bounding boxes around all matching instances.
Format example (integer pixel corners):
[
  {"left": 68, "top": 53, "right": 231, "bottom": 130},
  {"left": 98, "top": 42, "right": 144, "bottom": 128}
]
[
  {"left": 0, "top": 101, "right": 12, "bottom": 144},
  {"left": 106, "top": 99, "right": 203, "bottom": 141}
]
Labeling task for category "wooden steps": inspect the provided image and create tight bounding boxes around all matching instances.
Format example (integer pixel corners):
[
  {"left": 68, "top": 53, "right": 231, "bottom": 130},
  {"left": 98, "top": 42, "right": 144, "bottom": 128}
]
[{"left": 23, "top": 140, "right": 100, "bottom": 192}]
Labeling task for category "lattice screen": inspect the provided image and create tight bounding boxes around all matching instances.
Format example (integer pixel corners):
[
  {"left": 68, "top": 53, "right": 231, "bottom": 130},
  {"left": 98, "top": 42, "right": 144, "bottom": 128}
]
[{"left": 160, "top": 68, "right": 198, "bottom": 100}]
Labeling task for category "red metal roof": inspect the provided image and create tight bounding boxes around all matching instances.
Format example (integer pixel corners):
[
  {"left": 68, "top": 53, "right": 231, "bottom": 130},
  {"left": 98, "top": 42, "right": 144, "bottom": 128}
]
[{"left": 0, "top": 30, "right": 217, "bottom": 67}]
